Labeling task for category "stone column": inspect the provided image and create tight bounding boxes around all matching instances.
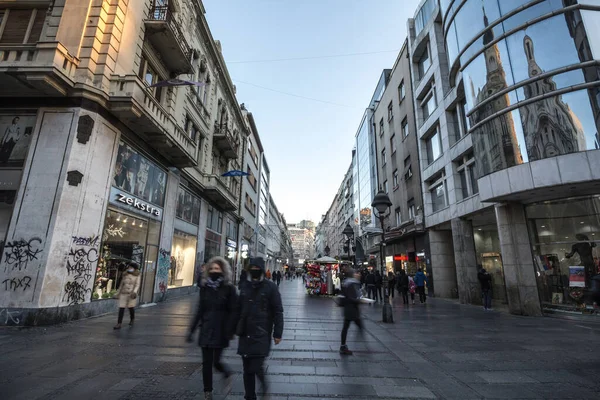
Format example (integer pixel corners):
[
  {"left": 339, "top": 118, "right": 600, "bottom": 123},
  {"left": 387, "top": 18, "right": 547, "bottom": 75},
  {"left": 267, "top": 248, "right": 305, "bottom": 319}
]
[
  {"left": 495, "top": 203, "right": 542, "bottom": 316},
  {"left": 451, "top": 218, "right": 481, "bottom": 305},
  {"left": 0, "top": 108, "right": 119, "bottom": 312},
  {"left": 429, "top": 230, "right": 457, "bottom": 298},
  {"left": 153, "top": 170, "right": 179, "bottom": 301}
]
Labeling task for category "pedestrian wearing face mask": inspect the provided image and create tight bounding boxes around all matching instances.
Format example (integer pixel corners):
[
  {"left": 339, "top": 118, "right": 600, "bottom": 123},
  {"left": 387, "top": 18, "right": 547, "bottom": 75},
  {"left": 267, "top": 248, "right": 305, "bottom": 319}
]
[
  {"left": 187, "top": 257, "right": 238, "bottom": 400},
  {"left": 113, "top": 261, "right": 141, "bottom": 329},
  {"left": 237, "top": 257, "right": 284, "bottom": 400}
]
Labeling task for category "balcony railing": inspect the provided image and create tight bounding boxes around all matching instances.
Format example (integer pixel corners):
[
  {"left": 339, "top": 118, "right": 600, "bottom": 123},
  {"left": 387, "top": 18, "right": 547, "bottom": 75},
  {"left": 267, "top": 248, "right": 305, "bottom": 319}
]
[
  {"left": 0, "top": 42, "right": 78, "bottom": 96},
  {"left": 213, "top": 122, "right": 239, "bottom": 159},
  {"left": 144, "top": 5, "right": 193, "bottom": 74},
  {"left": 108, "top": 74, "right": 198, "bottom": 167}
]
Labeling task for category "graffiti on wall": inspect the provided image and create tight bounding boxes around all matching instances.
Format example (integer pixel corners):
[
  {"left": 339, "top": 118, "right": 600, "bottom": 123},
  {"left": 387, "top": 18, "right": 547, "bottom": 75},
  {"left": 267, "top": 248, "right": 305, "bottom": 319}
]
[
  {"left": 157, "top": 248, "right": 170, "bottom": 299},
  {"left": 3, "top": 237, "right": 42, "bottom": 272},
  {"left": 2, "top": 276, "right": 32, "bottom": 292},
  {"left": 0, "top": 308, "right": 21, "bottom": 325},
  {"left": 63, "top": 235, "right": 99, "bottom": 305}
]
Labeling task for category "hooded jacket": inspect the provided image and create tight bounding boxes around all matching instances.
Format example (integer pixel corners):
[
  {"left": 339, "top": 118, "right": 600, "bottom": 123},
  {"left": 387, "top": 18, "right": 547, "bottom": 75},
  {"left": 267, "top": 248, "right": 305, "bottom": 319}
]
[
  {"left": 414, "top": 271, "right": 427, "bottom": 287},
  {"left": 190, "top": 280, "right": 238, "bottom": 348},
  {"left": 237, "top": 257, "right": 284, "bottom": 358}
]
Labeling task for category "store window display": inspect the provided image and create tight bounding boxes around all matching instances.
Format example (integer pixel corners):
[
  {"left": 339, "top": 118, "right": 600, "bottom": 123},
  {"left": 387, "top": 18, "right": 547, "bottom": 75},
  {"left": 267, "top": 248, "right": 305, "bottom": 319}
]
[
  {"left": 527, "top": 196, "right": 600, "bottom": 313},
  {"left": 170, "top": 231, "right": 197, "bottom": 288},
  {"left": 94, "top": 210, "right": 160, "bottom": 302}
]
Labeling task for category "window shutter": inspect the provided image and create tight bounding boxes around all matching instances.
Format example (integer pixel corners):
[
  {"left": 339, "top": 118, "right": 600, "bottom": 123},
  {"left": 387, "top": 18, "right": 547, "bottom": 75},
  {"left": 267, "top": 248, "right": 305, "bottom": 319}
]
[
  {"left": 0, "top": 9, "right": 31, "bottom": 44},
  {"left": 27, "top": 9, "right": 46, "bottom": 44}
]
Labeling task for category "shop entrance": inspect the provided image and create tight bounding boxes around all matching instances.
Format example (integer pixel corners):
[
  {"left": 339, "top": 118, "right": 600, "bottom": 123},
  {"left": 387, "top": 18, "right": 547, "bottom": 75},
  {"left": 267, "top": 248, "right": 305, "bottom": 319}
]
[{"left": 95, "top": 209, "right": 161, "bottom": 304}]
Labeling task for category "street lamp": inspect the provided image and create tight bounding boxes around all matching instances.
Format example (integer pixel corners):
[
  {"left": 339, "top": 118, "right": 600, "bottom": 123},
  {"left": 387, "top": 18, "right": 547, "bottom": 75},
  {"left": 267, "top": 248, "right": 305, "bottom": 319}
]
[
  {"left": 342, "top": 223, "right": 354, "bottom": 264},
  {"left": 372, "top": 190, "right": 393, "bottom": 323}
]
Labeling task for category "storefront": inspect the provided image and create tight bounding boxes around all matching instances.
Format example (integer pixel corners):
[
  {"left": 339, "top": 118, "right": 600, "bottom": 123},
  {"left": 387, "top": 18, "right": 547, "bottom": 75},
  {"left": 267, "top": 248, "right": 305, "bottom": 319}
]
[
  {"left": 94, "top": 140, "right": 166, "bottom": 304},
  {"left": 0, "top": 113, "right": 37, "bottom": 248},
  {"left": 526, "top": 196, "right": 600, "bottom": 314},
  {"left": 171, "top": 185, "right": 200, "bottom": 288},
  {"left": 225, "top": 237, "right": 237, "bottom": 271}
]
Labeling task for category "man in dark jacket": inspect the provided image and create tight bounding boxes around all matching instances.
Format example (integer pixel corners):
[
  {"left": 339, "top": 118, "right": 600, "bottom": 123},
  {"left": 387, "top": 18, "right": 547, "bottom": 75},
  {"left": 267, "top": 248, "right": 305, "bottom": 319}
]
[
  {"left": 374, "top": 270, "right": 383, "bottom": 302},
  {"left": 238, "top": 268, "right": 247, "bottom": 290},
  {"left": 365, "top": 270, "right": 376, "bottom": 301},
  {"left": 340, "top": 269, "right": 363, "bottom": 355},
  {"left": 478, "top": 266, "right": 493, "bottom": 310},
  {"left": 237, "top": 257, "right": 284, "bottom": 400},
  {"left": 274, "top": 270, "right": 282, "bottom": 287},
  {"left": 397, "top": 269, "right": 409, "bottom": 304}
]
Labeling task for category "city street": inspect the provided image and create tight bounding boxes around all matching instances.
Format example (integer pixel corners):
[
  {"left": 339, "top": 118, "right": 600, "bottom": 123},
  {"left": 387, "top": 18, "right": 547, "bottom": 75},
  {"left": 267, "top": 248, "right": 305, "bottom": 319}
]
[{"left": 1, "top": 279, "right": 599, "bottom": 400}]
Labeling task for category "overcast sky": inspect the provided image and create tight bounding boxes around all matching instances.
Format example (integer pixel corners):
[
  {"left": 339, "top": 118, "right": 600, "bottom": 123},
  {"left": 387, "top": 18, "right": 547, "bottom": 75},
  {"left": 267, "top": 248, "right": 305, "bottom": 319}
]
[{"left": 204, "top": 0, "right": 422, "bottom": 223}]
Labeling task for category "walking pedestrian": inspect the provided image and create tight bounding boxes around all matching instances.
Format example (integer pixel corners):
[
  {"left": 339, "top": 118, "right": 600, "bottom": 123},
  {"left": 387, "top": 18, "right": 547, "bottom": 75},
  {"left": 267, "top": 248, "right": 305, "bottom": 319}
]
[
  {"left": 274, "top": 270, "right": 282, "bottom": 287},
  {"left": 387, "top": 271, "right": 396, "bottom": 299},
  {"left": 265, "top": 269, "right": 272, "bottom": 280},
  {"left": 408, "top": 275, "right": 416, "bottom": 305},
  {"left": 340, "top": 269, "right": 364, "bottom": 355},
  {"left": 397, "top": 269, "right": 409, "bottom": 304},
  {"left": 239, "top": 267, "right": 248, "bottom": 290},
  {"left": 237, "top": 257, "right": 284, "bottom": 400},
  {"left": 414, "top": 268, "right": 427, "bottom": 304},
  {"left": 478, "top": 266, "right": 493, "bottom": 310},
  {"left": 365, "top": 269, "right": 376, "bottom": 301},
  {"left": 113, "top": 261, "right": 141, "bottom": 329},
  {"left": 187, "top": 257, "right": 238, "bottom": 400},
  {"left": 375, "top": 270, "right": 383, "bottom": 302}
]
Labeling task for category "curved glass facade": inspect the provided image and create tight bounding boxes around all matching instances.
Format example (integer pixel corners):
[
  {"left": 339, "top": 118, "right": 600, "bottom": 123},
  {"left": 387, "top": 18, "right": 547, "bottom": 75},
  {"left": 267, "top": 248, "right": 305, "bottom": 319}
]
[{"left": 442, "top": 0, "right": 600, "bottom": 177}]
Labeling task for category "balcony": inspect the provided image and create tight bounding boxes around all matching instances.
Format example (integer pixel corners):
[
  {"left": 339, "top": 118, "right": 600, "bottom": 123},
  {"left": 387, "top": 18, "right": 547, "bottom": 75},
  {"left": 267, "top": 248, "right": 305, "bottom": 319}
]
[
  {"left": 0, "top": 42, "right": 78, "bottom": 97},
  {"left": 202, "top": 175, "right": 238, "bottom": 212},
  {"left": 108, "top": 75, "right": 198, "bottom": 167},
  {"left": 144, "top": 6, "right": 193, "bottom": 75},
  {"left": 213, "top": 122, "right": 240, "bottom": 159}
]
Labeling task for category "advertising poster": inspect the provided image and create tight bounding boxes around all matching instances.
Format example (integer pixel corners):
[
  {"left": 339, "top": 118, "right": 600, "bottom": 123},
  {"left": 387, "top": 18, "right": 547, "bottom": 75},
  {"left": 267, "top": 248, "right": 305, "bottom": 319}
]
[
  {"left": 113, "top": 141, "right": 166, "bottom": 206},
  {"left": 0, "top": 114, "right": 36, "bottom": 167},
  {"left": 569, "top": 266, "right": 585, "bottom": 287}
]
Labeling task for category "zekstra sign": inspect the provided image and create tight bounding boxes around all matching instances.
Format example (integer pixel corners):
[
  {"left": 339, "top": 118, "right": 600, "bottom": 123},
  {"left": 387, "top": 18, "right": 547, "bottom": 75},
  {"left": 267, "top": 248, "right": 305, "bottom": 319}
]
[{"left": 109, "top": 187, "right": 163, "bottom": 220}]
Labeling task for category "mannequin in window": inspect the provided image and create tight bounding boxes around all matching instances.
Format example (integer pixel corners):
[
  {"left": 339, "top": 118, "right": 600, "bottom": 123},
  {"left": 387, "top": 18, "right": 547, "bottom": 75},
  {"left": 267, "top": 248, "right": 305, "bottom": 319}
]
[
  {"left": 565, "top": 233, "right": 596, "bottom": 288},
  {"left": 170, "top": 255, "right": 178, "bottom": 286}
]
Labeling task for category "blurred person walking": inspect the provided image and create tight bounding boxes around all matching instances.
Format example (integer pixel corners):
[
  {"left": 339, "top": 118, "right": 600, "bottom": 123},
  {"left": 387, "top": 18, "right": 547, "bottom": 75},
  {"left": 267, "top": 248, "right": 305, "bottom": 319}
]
[
  {"left": 339, "top": 269, "right": 364, "bottom": 355},
  {"left": 113, "top": 261, "right": 140, "bottom": 330},
  {"left": 187, "top": 257, "right": 238, "bottom": 400}
]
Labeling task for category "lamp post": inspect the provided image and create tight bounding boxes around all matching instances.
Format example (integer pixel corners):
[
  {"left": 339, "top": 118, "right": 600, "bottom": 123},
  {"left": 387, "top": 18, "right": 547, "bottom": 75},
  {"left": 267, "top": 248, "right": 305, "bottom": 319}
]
[
  {"left": 372, "top": 190, "right": 393, "bottom": 323},
  {"left": 342, "top": 223, "right": 354, "bottom": 263}
]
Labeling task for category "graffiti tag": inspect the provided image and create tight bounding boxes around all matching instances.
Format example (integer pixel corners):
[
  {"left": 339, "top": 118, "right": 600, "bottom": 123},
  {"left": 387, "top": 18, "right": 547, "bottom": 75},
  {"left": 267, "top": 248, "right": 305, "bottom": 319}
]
[
  {"left": 2, "top": 276, "right": 32, "bottom": 292},
  {"left": 0, "top": 309, "right": 21, "bottom": 325},
  {"left": 3, "top": 238, "right": 43, "bottom": 272},
  {"left": 63, "top": 237, "right": 99, "bottom": 305},
  {"left": 63, "top": 281, "right": 91, "bottom": 305},
  {"left": 71, "top": 235, "right": 99, "bottom": 247}
]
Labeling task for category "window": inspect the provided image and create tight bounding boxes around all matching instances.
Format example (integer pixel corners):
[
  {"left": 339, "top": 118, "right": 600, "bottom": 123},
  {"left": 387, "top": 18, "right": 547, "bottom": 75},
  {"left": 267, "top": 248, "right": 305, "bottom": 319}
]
[
  {"left": 207, "top": 205, "right": 223, "bottom": 232},
  {"left": 175, "top": 187, "right": 201, "bottom": 225},
  {"left": 421, "top": 87, "right": 437, "bottom": 120},
  {"left": 458, "top": 99, "right": 470, "bottom": 137},
  {"left": 247, "top": 166, "right": 256, "bottom": 190},
  {"left": 404, "top": 156, "right": 413, "bottom": 180},
  {"left": 381, "top": 148, "right": 386, "bottom": 166},
  {"left": 408, "top": 200, "right": 416, "bottom": 220},
  {"left": 430, "top": 174, "right": 447, "bottom": 212},
  {"left": 425, "top": 129, "right": 442, "bottom": 163},
  {"left": 384, "top": 180, "right": 389, "bottom": 194},
  {"left": 390, "top": 134, "right": 397, "bottom": 154},
  {"left": 402, "top": 118, "right": 409, "bottom": 138},
  {"left": 417, "top": 45, "right": 431, "bottom": 78},
  {"left": 138, "top": 57, "right": 163, "bottom": 102},
  {"left": 0, "top": 8, "right": 45, "bottom": 44},
  {"left": 456, "top": 153, "right": 478, "bottom": 199},
  {"left": 388, "top": 101, "right": 394, "bottom": 121},
  {"left": 393, "top": 169, "right": 399, "bottom": 188},
  {"left": 395, "top": 208, "right": 401, "bottom": 226},
  {"left": 185, "top": 116, "right": 199, "bottom": 141},
  {"left": 398, "top": 80, "right": 405, "bottom": 101},
  {"left": 379, "top": 118, "right": 384, "bottom": 136},
  {"left": 226, "top": 219, "right": 238, "bottom": 240}
]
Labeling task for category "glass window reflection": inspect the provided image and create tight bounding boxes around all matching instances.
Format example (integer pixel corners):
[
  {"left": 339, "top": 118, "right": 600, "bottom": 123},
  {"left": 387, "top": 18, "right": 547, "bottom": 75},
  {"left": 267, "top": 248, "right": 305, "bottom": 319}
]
[{"left": 454, "top": 0, "right": 500, "bottom": 52}]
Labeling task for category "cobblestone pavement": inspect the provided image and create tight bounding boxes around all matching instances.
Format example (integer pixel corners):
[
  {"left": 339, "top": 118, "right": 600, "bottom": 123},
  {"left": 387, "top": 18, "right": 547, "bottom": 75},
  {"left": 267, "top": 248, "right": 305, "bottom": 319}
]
[{"left": 1, "top": 279, "right": 600, "bottom": 399}]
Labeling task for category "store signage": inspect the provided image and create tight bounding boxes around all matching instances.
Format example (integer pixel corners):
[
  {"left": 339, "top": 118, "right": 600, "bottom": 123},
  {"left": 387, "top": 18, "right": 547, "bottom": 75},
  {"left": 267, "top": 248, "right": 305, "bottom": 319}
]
[
  {"left": 109, "top": 187, "right": 163, "bottom": 220},
  {"left": 394, "top": 254, "right": 408, "bottom": 261},
  {"left": 226, "top": 238, "right": 237, "bottom": 248}
]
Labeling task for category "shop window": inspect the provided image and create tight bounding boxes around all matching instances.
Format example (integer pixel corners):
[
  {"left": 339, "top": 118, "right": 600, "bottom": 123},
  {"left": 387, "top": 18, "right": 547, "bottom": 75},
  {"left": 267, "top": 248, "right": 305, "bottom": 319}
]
[
  {"left": 112, "top": 141, "right": 167, "bottom": 206},
  {"left": 175, "top": 186, "right": 200, "bottom": 225},
  {"left": 0, "top": 114, "right": 36, "bottom": 167},
  {"left": 95, "top": 210, "right": 161, "bottom": 302},
  {"left": 170, "top": 230, "right": 197, "bottom": 288}
]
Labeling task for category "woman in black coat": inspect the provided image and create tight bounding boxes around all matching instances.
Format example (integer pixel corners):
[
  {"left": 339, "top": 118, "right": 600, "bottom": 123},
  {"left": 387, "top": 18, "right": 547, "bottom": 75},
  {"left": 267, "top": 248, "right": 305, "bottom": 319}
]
[{"left": 188, "top": 257, "right": 238, "bottom": 399}]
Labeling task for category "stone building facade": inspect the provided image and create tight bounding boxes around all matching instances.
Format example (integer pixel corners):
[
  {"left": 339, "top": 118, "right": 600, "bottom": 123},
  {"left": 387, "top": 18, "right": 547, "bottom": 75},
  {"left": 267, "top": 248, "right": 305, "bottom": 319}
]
[{"left": 0, "top": 0, "right": 248, "bottom": 325}]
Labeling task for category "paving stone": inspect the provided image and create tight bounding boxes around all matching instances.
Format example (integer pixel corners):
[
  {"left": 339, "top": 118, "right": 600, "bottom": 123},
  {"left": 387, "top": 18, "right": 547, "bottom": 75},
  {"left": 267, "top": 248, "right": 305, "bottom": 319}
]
[
  {"left": 476, "top": 371, "right": 539, "bottom": 384},
  {"left": 374, "top": 385, "right": 437, "bottom": 398}
]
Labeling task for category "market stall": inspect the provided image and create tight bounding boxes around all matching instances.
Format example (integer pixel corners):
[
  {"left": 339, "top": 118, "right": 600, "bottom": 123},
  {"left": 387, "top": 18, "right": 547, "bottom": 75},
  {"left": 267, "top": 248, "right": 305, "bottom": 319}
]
[{"left": 305, "top": 257, "right": 347, "bottom": 295}]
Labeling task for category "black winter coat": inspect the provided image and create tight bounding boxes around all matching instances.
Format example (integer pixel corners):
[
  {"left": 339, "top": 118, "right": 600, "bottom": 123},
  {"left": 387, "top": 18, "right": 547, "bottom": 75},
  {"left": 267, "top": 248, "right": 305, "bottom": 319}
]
[
  {"left": 342, "top": 278, "right": 361, "bottom": 321},
  {"left": 375, "top": 273, "right": 383, "bottom": 287},
  {"left": 478, "top": 271, "right": 492, "bottom": 291},
  {"left": 365, "top": 273, "right": 376, "bottom": 285},
  {"left": 397, "top": 274, "right": 409, "bottom": 290},
  {"left": 190, "top": 283, "right": 238, "bottom": 348},
  {"left": 237, "top": 279, "right": 284, "bottom": 358}
]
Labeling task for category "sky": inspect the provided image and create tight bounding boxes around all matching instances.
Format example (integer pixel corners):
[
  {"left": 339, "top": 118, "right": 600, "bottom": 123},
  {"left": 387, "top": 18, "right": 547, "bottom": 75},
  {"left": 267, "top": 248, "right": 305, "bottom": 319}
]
[{"left": 203, "top": 0, "right": 422, "bottom": 224}]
